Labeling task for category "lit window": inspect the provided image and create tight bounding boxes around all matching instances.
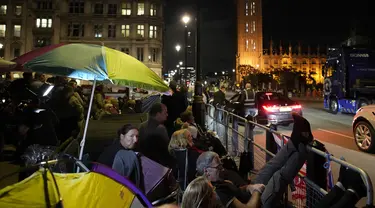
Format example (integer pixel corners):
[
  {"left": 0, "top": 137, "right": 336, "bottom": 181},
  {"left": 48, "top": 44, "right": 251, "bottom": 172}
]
[
  {"left": 251, "top": 2, "right": 255, "bottom": 15},
  {"left": 252, "top": 21, "right": 255, "bottom": 32},
  {"left": 0, "top": 24, "right": 6, "bottom": 37},
  {"left": 253, "top": 42, "right": 256, "bottom": 51},
  {"left": 245, "top": 2, "right": 248, "bottom": 16},
  {"left": 48, "top": 19, "right": 52, "bottom": 27},
  {"left": 245, "top": 39, "right": 249, "bottom": 50},
  {"left": 137, "top": 47, "right": 144, "bottom": 61},
  {"left": 245, "top": 22, "right": 248, "bottom": 33},
  {"left": 0, "top": 5, "right": 7, "bottom": 15},
  {"left": 137, "top": 3, "right": 144, "bottom": 15},
  {"left": 108, "top": 25, "right": 116, "bottom": 38},
  {"left": 36, "top": 18, "right": 53, "bottom": 28},
  {"left": 149, "top": 26, "right": 157, "bottom": 38},
  {"left": 150, "top": 4, "right": 157, "bottom": 16},
  {"left": 121, "top": 25, "right": 130, "bottom": 37},
  {"left": 121, "top": 3, "right": 131, "bottom": 15},
  {"left": 94, "top": 24, "right": 102, "bottom": 37},
  {"left": 137, "top": 25, "right": 144, "bottom": 37},
  {"left": 15, "top": 5, "right": 22, "bottom": 15},
  {"left": 14, "top": 25, "right": 21, "bottom": 37}
]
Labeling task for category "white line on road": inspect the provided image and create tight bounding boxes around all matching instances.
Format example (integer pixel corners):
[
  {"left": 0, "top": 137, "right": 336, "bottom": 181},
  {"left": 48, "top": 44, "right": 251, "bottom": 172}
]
[{"left": 317, "top": 128, "right": 354, "bottom": 140}]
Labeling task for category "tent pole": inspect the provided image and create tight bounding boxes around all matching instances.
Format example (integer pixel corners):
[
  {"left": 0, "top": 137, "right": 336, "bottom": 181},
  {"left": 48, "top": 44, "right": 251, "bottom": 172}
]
[{"left": 77, "top": 78, "right": 97, "bottom": 172}]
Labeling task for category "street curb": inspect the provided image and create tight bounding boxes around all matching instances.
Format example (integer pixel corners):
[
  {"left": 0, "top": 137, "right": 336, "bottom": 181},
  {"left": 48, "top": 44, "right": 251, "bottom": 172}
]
[{"left": 292, "top": 97, "right": 323, "bottom": 102}]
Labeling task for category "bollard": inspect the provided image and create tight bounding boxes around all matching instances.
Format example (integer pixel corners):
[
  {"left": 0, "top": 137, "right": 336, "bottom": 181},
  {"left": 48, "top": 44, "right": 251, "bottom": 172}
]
[
  {"left": 306, "top": 140, "right": 327, "bottom": 208},
  {"left": 265, "top": 124, "right": 278, "bottom": 162}
]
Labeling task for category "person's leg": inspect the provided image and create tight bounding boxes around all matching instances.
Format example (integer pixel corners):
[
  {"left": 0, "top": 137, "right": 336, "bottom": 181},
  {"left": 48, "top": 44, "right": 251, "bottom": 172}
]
[
  {"left": 259, "top": 142, "right": 307, "bottom": 208},
  {"left": 252, "top": 139, "right": 298, "bottom": 185},
  {"left": 315, "top": 184, "right": 346, "bottom": 208},
  {"left": 330, "top": 190, "right": 359, "bottom": 208}
]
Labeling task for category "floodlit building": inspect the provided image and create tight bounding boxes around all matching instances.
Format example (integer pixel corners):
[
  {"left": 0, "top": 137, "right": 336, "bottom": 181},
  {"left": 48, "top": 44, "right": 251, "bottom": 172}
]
[
  {"left": 0, "top": 0, "right": 164, "bottom": 77},
  {"left": 235, "top": 0, "right": 326, "bottom": 83}
]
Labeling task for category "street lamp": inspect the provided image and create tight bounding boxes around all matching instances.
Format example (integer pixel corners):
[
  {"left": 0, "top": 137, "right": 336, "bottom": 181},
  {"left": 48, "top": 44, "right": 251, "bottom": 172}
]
[
  {"left": 179, "top": 61, "right": 183, "bottom": 65},
  {"left": 182, "top": 14, "right": 190, "bottom": 85},
  {"left": 175, "top": 44, "right": 181, "bottom": 52},
  {"left": 182, "top": 15, "right": 190, "bottom": 26},
  {"left": 232, "top": 69, "right": 235, "bottom": 72}
]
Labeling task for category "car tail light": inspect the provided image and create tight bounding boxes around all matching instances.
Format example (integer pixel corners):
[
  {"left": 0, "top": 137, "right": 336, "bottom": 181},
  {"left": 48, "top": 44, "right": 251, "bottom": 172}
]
[
  {"left": 291, "top": 105, "right": 302, "bottom": 109},
  {"left": 265, "top": 92, "right": 273, "bottom": 96},
  {"left": 262, "top": 105, "right": 280, "bottom": 112}
]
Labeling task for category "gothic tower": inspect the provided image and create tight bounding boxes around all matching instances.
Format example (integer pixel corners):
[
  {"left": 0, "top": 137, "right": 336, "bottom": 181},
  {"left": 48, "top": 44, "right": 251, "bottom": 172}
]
[{"left": 236, "top": 0, "right": 263, "bottom": 82}]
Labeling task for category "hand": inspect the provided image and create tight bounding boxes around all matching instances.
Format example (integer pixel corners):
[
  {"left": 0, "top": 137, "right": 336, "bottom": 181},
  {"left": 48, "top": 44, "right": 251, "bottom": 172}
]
[{"left": 246, "top": 184, "right": 265, "bottom": 194}]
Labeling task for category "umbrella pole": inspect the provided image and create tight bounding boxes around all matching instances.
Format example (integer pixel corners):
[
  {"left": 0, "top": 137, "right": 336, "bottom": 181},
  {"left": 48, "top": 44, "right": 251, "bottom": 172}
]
[{"left": 77, "top": 78, "right": 97, "bottom": 171}]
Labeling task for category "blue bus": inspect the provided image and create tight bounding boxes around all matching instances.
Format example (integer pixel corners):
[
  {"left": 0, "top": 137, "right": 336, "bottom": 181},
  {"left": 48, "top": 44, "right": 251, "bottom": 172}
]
[{"left": 323, "top": 47, "right": 375, "bottom": 114}]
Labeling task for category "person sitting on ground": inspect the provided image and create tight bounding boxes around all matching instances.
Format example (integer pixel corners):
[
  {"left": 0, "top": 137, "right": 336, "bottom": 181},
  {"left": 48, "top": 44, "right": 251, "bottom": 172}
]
[
  {"left": 97, "top": 124, "right": 139, "bottom": 171},
  {"left": 196, "top": 113, "right": 313, "bottom": 207},
  {"left": 180, "top": 111, "right": 199, "bottom": 139},
  {"left": 168, "top": 129, "right": 204, "bottom": 183}
]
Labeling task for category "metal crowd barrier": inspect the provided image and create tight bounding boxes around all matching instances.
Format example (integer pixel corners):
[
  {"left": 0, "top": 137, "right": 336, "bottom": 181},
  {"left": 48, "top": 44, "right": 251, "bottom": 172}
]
[{"left": 205, "top": 104, "right": 373, "bottom": 208}]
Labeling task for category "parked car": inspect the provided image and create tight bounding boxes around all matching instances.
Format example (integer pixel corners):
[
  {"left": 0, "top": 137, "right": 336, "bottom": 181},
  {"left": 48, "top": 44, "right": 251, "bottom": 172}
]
[
  {"left": 225, "top": 91, "right": 302, "bottom": 126},
  {"left": 352, "top": 105, "right": 375, "bottom": 152}
]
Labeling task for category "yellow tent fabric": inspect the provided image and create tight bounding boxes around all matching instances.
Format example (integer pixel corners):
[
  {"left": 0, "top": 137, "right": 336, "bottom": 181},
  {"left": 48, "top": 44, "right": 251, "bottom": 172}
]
[{"left": 0, "top": 170, "right": 139, "bottom": 208}]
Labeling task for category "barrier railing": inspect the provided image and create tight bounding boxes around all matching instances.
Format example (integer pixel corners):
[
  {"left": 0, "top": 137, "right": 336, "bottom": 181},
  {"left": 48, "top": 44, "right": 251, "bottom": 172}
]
[{"left": 205, "top": 103, "right": 373, "bottom": 208}]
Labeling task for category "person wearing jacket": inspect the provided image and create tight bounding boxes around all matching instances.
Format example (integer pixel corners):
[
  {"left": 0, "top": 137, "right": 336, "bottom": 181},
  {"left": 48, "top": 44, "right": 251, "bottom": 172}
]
[
  {"left": 195, "top": 113, "right": 313, "bottom": 208},
  {"left": 98, "top": 124, "right": 140, "bottom": 185},
  {"left": 162, "top": 81, "right": 188, "bottom": 137},
  {"left": 213, "top": 86, "right": 228, "bottom": 107},
  {"left": 138, "top": 103, "right": 175, "bottom": 168}
]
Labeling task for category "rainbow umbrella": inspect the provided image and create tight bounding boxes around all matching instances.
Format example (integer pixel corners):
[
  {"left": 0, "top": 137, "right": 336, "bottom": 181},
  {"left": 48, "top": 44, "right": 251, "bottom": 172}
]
[
  {"left": 12, "top": 43, "right": 168, "bottom": 92},
  {"left": 0, "top": 58, "right": 16, "bottom": 71},
  {"left": 11, "top": 43, "right": 169, "bottom": 161}
]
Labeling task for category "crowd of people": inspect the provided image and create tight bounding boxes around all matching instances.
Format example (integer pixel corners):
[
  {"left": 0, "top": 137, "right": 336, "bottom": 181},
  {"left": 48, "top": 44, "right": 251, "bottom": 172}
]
[
  {"left": 95, "top": 81, "right": 368, "bottom": 207},
  {"left": 0, "top": 73, "right": 370, "bottom": 207}
]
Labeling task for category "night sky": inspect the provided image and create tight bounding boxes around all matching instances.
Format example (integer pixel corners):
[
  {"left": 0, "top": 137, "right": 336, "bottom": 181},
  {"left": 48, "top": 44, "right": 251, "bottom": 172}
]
[{"left": 164, "top": 0, "right": 372, "bottom": 74}]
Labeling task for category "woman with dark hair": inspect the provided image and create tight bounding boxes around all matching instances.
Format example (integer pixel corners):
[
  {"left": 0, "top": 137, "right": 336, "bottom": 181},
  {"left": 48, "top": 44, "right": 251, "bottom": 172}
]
[{"left": 97, "top": 124, "right": 139, "bottom": 168}]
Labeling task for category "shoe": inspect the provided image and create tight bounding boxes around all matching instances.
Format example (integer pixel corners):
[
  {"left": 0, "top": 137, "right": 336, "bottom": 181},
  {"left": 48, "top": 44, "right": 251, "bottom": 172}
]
[{"left": 290, "top": 113, "right": 314, "bottom": 149}]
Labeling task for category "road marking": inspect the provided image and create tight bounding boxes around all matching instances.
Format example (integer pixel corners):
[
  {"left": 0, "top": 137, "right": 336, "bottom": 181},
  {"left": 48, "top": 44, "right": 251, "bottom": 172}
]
[{"left": 317, "top": 128, "right": 354, "bottom": 140}]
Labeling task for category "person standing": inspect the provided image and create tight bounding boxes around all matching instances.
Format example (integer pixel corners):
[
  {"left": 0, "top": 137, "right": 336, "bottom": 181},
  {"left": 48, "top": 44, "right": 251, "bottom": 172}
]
[{"left": 138, "top": 103, "right": 175, "bottom": 168}]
